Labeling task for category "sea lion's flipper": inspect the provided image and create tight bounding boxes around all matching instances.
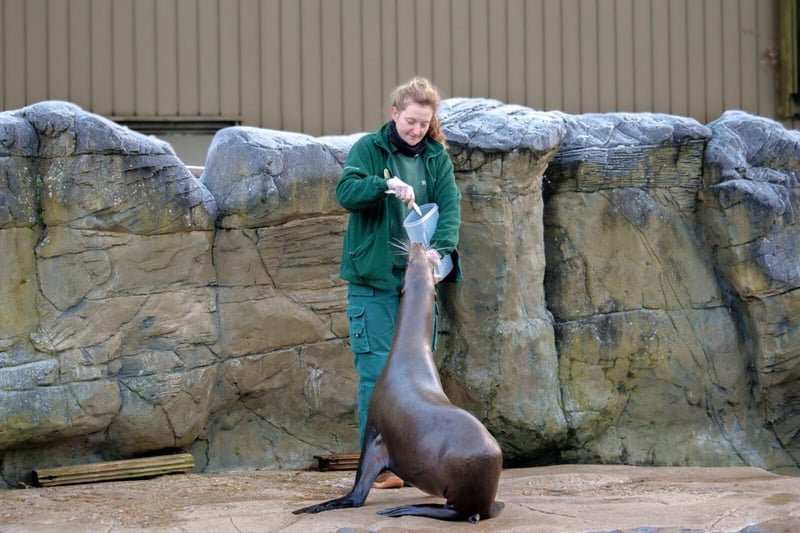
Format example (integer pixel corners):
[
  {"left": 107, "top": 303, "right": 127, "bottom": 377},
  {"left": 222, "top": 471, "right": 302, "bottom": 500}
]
[
  {"left": 292, "top": 432, "right": 389, "bottom": 515},
  {"left": 376, "top": 503, "right": 463, "bottom": 521}
]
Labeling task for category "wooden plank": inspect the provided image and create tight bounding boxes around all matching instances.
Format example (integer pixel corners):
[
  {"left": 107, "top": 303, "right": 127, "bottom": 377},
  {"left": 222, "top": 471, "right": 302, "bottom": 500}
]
[
  {"left": 219, "top": 0, "right": 240, "bottom": 119},
  {"left": 451, "top": 0, "right": 471, "bottom": 97},
  {"left": 314, "top": 453, "right": 360, "bottom": 471},
  {"left": 721, "top": 0, "right": 741, "bottom": 110},
  {"left": 34, "top": 454, "right": 195, "bottom": 487},
  {"left": 669, "top": 0, "right": 689, "bottom": 117}
]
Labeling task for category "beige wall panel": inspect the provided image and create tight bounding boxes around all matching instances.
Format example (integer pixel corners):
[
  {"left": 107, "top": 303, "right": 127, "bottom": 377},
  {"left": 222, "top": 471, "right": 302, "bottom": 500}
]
[
  {"left": 0, "top": 0, "right": 786, "bottom": 135},
  {"left": 395, "top": 0, "right": 417, "bottom": 83},
  {"left": 687, "top": 0, "right": 706, "bottom": 119},
  {"left": 470, "top": 0, "right": 490, "bottom": 97},
  {"left": 361, "top": 0, "right": 382, "bottom": 130},
  {"left": 542, "top": 0, "right": 561, "bottom": 110},
  {"left": 722, "top": 0, "right": 742, "bottom": 110},
  {"left": 111, "top": 0, "right": 135, "bottom": 116},
  {"left": 68, "top": 0, "right": 92, "bottom": 110},
  {"left": 155, "top": 0, "right": 179, "bottom": 116},
  {"left": 260, "top": 0, "right": 281, "bottom": 129},
  {"left": 704, "top": 0, "right": 725, "bottom": 122},
  {"left": 135, "top": 0, "right": 157, "bottom": 116},
  {"left": 380, "top": 0, "right": 399, "bottom": 105},
  {"left": 48, "top": 0, "right": 70, "bottom": 99},
  {"left": 651, "top": 0, "right": 671, "bottom": 113},
  {"left": 26, "top": 0, "right": 47, "bottom": 105},
  {"left": 301, "top": 0, "right": 323, "bottom": 136},
  {"left": 321, "top": 0, "right": 343, "bottom": 134},
  {"left": 198, "top": 0, "right": 221, "bottom": 117},
  {"left": 341, "top": 0, "right": 363, "bottom": 133},
  {"left": 506, "top": 0, "right": 526, "bottom": 105},
  {"left": 450, "top": 2, "right": 471, "bottom": 98},
  {"left": 431, "top": 0, "right": 453, "bottom": 99},
  {"left": 597, "top": 0, "right": 616, "bottom": 112},
  {"left": 3, "top": 0, "right": 24, "bottom": 109},
  {"left": 756, "top": 0, "right": 776, "bottom": 117},
  {"left": 89, "top": 0, "right": 112, "bottom": 114},
  {"left": 615, "top": 0, "right": 635, "bottom": 112},
  {"left": 668, "top": 0, "right": 689, "bottom": 117},
  {"left": 239, "top": 0, "right": 261, "bottom": 126},
  {"left": 632, "top": 0, "right": 653, "bottom": 111},
  {"left": 525, "top": 0, "right": 545, "bottom": 110},
  {"left": 577, "top": 0, "right": 597, "bottom": 113},
  {"left": 740, "top": 0, "right": 760, "bottom": 113},
  {"left": 280, "top": 0, "right": 301, "bottom": 133},
  {"left": 0, "top": 1, "right": 4, "bottom": 108},
  {"left": 219, "top": 0, "right": 240, "bottom": 118},
  {"left": 177, "top": 0, "right": 200, "bottom": 115}
]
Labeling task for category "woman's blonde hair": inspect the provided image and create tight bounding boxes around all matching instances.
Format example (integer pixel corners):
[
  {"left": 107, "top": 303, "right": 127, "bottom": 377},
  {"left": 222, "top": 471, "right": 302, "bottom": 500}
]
[{"left": 390, "top": 77, "right": 446, "bottom": 147}]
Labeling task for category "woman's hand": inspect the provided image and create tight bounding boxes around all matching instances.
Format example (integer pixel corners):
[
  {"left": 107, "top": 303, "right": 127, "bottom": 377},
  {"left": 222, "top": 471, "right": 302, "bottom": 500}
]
[{"left": 385, "top": 177, "right": 416, "bottom": 206}]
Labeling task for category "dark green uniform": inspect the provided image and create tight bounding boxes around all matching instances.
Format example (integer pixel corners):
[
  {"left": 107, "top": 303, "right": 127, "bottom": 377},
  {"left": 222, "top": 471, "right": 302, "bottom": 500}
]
[{"left": 336, "top": 121, "right": 461, "bottom": 441}]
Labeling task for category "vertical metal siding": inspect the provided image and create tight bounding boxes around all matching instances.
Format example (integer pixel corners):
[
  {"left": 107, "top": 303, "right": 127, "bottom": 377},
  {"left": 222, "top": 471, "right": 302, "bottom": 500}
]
[{"left": 0, "top": 0, "right": 785, "bottom": 133}]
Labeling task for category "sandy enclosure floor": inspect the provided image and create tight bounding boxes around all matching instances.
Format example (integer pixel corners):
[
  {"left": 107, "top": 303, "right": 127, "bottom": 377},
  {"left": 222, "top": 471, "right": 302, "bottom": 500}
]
[{"left": 0, "top": 465, "right": 799, "bottom": 532}]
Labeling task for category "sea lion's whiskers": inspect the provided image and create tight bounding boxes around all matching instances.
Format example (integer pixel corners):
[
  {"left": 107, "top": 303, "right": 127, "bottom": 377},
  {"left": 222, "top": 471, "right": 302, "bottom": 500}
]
[{"left": 390, "top": 238, "right": 411, "bottom": 254}]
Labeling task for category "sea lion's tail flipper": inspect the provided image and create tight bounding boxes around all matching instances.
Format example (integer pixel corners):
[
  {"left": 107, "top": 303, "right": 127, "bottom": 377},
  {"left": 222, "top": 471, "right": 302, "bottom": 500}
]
[
  {"left": 376, "top": 503, "right": 463, "bottom": 522},
  {"left": 377, "top": 499, "right": 505, "bottom": 523}
]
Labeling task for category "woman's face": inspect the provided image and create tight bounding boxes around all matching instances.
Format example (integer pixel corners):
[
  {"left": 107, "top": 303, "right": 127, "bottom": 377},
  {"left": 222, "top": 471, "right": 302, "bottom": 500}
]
[{"left": 391, "top": 102, "right": 433, "bottom": 146}]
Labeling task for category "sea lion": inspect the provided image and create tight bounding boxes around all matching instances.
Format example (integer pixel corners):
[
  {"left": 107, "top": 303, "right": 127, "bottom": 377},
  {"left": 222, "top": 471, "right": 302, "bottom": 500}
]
[{"left": 293, "top": 242, "right": 504, "bottom": 523}]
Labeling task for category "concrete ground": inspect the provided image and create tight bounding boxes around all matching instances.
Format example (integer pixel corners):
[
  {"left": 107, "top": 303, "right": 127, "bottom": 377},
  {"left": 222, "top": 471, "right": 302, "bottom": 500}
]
[{"left": 1, "top": 464, "right": 799, "bottom": 532}]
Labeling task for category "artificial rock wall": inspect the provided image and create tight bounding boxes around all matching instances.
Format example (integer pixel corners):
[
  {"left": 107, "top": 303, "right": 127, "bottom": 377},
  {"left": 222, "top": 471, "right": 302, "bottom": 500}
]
[{"left": 0, "top": 100, "right": 798, "bottom": 487}]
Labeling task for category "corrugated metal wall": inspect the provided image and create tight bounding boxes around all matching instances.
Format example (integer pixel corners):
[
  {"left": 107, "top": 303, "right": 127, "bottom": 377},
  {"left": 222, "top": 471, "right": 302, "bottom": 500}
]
[{"left": 0, "top": 0, "right": 783, "bottom": 136}]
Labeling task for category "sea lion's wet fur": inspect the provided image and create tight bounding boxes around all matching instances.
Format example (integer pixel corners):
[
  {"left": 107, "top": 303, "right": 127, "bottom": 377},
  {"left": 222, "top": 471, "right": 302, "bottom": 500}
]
[{"left": 293, "top": 242, "right": 504, "bottom": 523}]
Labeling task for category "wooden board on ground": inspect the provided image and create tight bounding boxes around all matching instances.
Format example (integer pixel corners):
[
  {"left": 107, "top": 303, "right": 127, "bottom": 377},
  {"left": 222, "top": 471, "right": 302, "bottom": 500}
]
[
  {"left": 34, "top": 453, "right": 195, "bottom": 487},
  {"left": 314, "top": 453, "right": 360, "bottom": 471}
]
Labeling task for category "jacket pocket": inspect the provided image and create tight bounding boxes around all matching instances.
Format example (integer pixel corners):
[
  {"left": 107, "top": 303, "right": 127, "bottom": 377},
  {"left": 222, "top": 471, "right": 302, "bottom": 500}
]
[{"left": 347, "top": 304, "right": 370, "bottom": 354}]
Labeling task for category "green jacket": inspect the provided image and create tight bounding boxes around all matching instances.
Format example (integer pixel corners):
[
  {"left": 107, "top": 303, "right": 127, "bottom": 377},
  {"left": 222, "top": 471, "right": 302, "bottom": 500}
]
[{"left": 337, "top": 122, "right": 462, "bottom": 291}]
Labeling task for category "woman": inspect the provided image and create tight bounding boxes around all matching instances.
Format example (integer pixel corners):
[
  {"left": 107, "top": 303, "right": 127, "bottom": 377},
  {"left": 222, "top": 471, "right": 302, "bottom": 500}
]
[{"left": 336, "top": 77, "right": 462, "bottom": 488}]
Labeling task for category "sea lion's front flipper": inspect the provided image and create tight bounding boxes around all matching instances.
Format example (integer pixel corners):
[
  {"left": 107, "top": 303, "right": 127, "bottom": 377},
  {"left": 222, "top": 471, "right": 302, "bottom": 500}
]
[{"left": 292, "top": 433, "right": 389, "bottom": 515}]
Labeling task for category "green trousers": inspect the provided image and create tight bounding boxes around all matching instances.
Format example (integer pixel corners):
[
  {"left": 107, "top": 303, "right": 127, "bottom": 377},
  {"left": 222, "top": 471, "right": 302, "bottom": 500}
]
[{"left": 347, "top": 270, "right": 437, "bottom": 444}]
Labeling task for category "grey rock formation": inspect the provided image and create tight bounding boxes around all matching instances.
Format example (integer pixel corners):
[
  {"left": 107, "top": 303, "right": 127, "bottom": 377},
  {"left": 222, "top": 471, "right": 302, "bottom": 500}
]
[{"left": 1, "top": 99, "right": 799, "bottom": 488}]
